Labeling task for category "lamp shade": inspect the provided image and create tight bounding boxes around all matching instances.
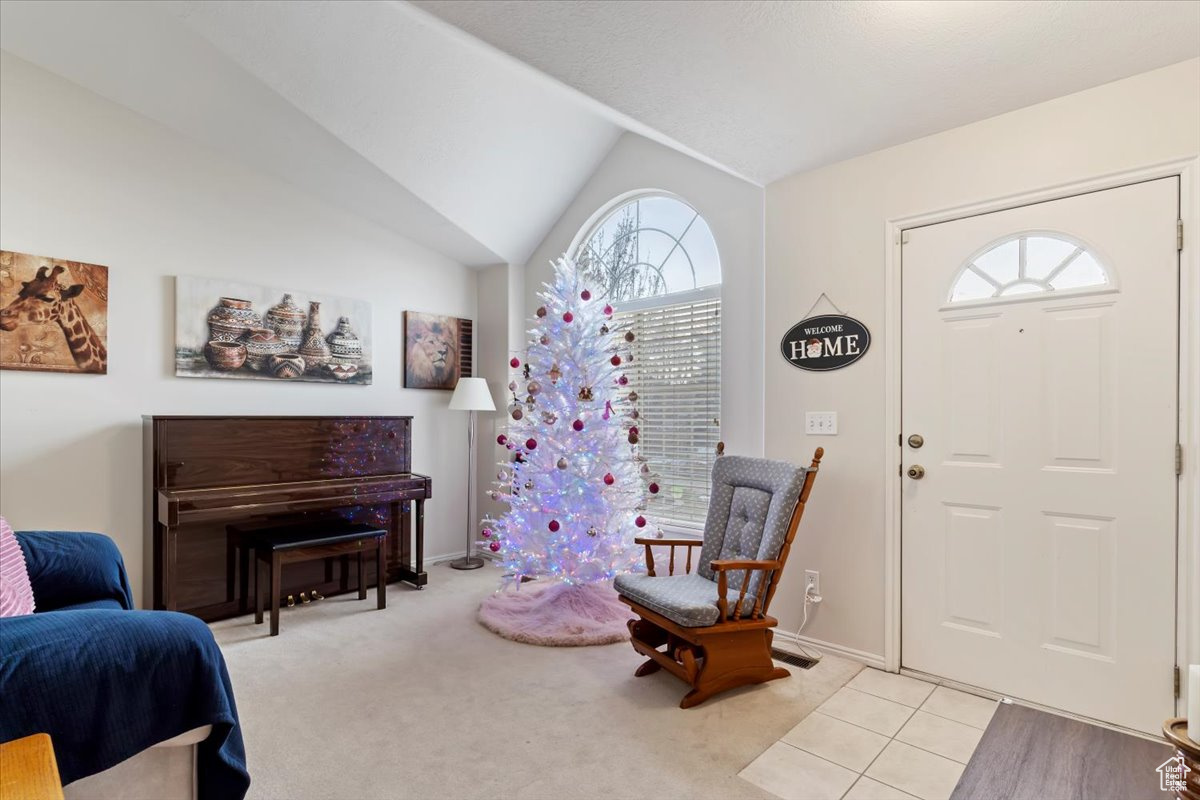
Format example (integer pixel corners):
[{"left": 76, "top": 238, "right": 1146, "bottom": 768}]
[{"left": 448, "top": 377, "right": 496, "bottom": 411}]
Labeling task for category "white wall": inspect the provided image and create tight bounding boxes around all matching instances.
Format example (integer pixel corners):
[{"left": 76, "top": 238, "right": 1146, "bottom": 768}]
[
  {"left": 765, "top": 59, "right": 1200, "bottom": 661},
  {"left": 0, "top": 52, "right": 479, "bottom": 606},
  {"left": 521, "top": 132, "right": 766, "bottom": 459}
]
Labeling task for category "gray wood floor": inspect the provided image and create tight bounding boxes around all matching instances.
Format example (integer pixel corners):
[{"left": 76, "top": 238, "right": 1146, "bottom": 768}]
[{"left": 952, "top": 703, "right": 1170, "bottom": 800}]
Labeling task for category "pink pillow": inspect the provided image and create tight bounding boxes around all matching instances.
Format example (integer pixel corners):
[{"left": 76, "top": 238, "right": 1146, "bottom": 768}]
[{"left": 0, "top": 516, "right": 36, "bottom": 616}]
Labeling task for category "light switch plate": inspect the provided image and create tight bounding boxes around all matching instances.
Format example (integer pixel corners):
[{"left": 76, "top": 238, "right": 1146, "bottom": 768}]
[{"left": 805, "top": 411, "right": 838, "bottom": 435}]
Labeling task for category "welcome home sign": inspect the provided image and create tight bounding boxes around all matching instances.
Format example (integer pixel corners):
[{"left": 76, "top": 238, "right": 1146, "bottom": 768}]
[{"left": 780, "top": 313, "right": 870, "bottom": 371}]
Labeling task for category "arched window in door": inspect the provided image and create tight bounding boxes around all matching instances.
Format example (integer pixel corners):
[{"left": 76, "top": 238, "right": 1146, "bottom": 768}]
[{"left": 949, "top": 233, "right": 1112, "bottom": 304}]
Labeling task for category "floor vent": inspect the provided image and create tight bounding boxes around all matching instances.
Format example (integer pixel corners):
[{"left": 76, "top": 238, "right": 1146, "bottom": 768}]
[{"left": 771, "top": 648, "right": 818, "bottom": 669}]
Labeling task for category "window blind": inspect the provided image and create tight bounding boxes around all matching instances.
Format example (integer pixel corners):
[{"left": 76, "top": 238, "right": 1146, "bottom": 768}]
[{"left": 619, "top": 297, "right": 721, "bottom": 528}]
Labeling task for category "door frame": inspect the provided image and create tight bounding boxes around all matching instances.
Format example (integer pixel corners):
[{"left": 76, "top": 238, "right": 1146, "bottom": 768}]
[{"left": 881, "top": 158, "right": 1200, "bottom": 721}]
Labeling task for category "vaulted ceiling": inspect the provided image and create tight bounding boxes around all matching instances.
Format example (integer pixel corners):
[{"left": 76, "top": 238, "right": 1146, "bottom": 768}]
[
  {"left": 0, "top": 0, "right": 626, "bottom": 267},
  {"left": 416, "top": 0, "right": 1200, "bottom": 185},
  {"left": 2, "top": 1, "right": 1197, "bottom": 268}
]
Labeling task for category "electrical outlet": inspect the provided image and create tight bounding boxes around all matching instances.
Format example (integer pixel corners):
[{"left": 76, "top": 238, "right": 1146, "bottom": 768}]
[
  {"left": 805, "top": 570, "right": 820, "bottom": 597},
  {"left": 805, "top": 412, "right": 838, "bottom": 435}
]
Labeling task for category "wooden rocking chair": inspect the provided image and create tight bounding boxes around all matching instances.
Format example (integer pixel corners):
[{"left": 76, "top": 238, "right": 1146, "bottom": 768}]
[{"left": 614, "top": 449, "right": 824, "bottom": 708}]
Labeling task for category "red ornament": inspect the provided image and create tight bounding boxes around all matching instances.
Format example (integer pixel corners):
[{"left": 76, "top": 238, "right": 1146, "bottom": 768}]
[
  {"left": 629, "top": 426, "right": 639, "bottom": 436},
  {"left": 481, "top": 528, "right": 492, "bottom": 538},
  {"left": 536, "top": 306, "right": 547, "bottom": 318},
  {"left": 563, "top": 312, "right": 574, "bottom": 323},
  {"left": 603, "top": 473, "right": 615, "bottom": 486},
  {"left": 603, "top": 304, "right": 613, "bottom": 316},
  {"left": 618, "top": 375, "right": 628, "bottom": 385},
  {"left": 525, "top": 438, "right": 537, "bottom": 450},
  {"left": 610, "top": 355, "right": 621, "bottom": 366},
  {"left": 496, "top": 434, "right": 507, "bottom": 446},
  {"left": 649, "top": 482, "right": 660, "bottom": 494},
  {"left": 572, "top": 419, "right": 584, "bottom": 432},
  {"left": 510, "top": 357, "right": 520, "bottom": 368},
  {"left": 635, "top": 515, "right": 647, "bottom": 528},
  {"left": 548, "top": 519, "right": 560, "bottom": 532},
  {"left": 581, "top": 289, "right": 591, "bottom": 301},
  {"left": 489, "top": 540, "right": 501, "bottom": 552}
]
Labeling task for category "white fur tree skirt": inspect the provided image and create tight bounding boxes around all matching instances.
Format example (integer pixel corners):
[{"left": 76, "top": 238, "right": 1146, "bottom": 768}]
[{"left": 478, "top": 581, "right": 635, "bottom": 646}]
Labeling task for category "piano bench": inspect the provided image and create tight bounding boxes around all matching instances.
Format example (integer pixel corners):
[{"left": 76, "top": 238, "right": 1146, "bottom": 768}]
[{"left": 245, "top": 522, "right": 388, "bottom": 636}]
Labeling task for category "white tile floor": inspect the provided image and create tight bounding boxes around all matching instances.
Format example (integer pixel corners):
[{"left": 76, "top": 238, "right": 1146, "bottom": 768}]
[{"left": 738, "top": 669, "right": 1000, "bottom": 800}]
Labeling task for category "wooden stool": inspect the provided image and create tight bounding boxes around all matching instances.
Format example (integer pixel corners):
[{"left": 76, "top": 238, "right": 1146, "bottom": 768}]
[{"left": 250, "top": 522, "right": 387, "bottom": 636}]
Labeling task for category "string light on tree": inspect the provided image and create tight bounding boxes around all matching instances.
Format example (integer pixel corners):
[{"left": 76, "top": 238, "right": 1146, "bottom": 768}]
[{"left": 479, "top": 255, "right": 660, "bottom": 592}]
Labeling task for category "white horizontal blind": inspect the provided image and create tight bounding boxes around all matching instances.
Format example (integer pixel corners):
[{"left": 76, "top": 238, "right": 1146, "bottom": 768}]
[{"left": 619, "top": 297, "right": 721, "bottom": 528}]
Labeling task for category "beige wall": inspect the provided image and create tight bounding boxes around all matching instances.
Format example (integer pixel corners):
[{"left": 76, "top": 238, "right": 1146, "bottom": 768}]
[
  {"left": 765, "top": 59, "right": 1200, "bottom": 660},
  {"left": 0, "top": 53, "right": 480, "bottom": 606}
]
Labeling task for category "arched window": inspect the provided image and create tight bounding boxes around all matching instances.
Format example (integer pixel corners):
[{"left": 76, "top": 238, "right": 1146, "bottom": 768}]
[
  {"left": 574, "top": 193, "right": 721, "bottom": 529},
  {"left": 949, "top": 233, "right": 1112, "bottom": 304},
  {"left": 575, "top": 193, "right": 720, "bottom": 307}
]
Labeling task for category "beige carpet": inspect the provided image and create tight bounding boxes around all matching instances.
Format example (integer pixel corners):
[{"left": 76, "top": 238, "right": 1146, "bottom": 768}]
[{"left": 211, "top": 564, "right": 863, "bottom": 800}]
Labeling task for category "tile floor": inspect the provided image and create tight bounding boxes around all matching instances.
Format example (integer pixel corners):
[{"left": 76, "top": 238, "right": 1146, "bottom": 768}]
[{"left": 739, "top": 669, "right": 1000, "bottom": 800}]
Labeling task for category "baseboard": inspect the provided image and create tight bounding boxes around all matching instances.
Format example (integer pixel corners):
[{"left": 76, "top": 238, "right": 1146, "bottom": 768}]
[
  {"left": 426, "top": 550, "right": 500, "bottom": 566},
  {"left": 773, "top": 629, "right": 886, "bottom": 669}
]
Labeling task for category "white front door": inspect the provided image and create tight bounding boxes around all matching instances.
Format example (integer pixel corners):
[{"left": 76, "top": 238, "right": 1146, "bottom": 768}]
[{"left": 900, "top": 178, "right": 1179, "bottom": 734}]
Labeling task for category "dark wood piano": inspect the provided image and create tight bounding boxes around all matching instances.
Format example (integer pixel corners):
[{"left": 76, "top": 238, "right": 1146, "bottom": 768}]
[{"left": 144, "top": 415, "right": 431, "bottom": 621}]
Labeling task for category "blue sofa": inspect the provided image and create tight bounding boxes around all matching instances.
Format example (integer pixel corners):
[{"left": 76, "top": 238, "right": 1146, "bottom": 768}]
[{"left": 0, "top": 531, "right": 250, "bottom": 800}]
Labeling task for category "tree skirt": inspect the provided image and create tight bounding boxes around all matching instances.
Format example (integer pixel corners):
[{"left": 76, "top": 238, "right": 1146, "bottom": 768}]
[{"left": 478, "top": 581, "right": 634, "bottom": 646}]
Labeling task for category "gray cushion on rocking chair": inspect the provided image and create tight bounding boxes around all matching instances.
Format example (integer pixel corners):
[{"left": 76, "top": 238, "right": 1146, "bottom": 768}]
[
  {"left": 615, "top": 572, "right": 759, "bottom": 627},
  {"left": 615, "top": 456, "right": 808, "bottom": 628}
]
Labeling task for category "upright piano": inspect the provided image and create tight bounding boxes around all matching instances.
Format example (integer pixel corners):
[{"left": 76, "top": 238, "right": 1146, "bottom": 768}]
[{"left": 144, "top": 415, "right": 431, "bottom": 621}]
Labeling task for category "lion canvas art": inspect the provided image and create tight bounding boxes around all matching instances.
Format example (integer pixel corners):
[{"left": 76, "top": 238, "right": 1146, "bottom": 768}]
[
  {"left": 0, "top": 250, "right": 109, "bottom": 374},
  {"left": 404, "top": 311, "right": 470, "bottom": 390}
]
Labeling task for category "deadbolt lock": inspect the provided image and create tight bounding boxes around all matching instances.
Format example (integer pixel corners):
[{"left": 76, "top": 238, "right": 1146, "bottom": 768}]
[
  {"left": 907, "top": 434, "right": 924, "bottom": 449},
  {"left": 907, "top": 464, "right": 926, "bottom": 480}
]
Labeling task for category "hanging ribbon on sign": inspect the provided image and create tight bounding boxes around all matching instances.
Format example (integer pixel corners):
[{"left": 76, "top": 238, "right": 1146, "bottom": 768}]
[{"left": 780, "top": 293, "right": 870, "bottom": 372}]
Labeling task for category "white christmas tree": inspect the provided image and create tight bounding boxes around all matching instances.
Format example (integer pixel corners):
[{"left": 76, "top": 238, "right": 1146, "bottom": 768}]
[{"left": 477, "top": 257, "right": 659, "bottom": 644}]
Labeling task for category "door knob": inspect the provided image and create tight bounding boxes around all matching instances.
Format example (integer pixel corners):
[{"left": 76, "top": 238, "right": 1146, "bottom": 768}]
[
  {"left": 907, "top": 434, "right": 924, "bottom": 448},
  {"left": 907, "top": 465, "right": 926, "bottom": 479}
]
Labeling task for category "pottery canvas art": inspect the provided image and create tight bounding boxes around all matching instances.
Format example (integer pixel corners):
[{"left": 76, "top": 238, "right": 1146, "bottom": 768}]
[
  {"left": 403, "top": 311, "right": 472, "bottom": 390},
  {"left": 0, "top": 250, "right": 109, "bottom": 374},
  {"left": 175, "top": 276, "right": 372, "bottom": 385}
]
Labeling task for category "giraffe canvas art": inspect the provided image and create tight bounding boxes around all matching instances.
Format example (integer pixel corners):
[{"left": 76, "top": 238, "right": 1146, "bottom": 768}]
[{"left": 0, "top": 251, "right": 109, "bottom": 374}]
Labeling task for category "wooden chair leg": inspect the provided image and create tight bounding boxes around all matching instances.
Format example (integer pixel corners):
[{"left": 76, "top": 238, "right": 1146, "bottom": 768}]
[
  {"left": 679, "top": 628, "right": 788, "bottom": 709},
  {"left": 628, "top": 618, "right": 670, "bottom": 677},
  {"left": 270, "top": 553, "right": 282, "bottom": 637},
  {"left": 358, "top": 550, "right": 367, "bottom": 600},
  {"left": 225, "top": 533, "right": 236, "bottom": 604},
  {"left": 634, "top": 660, "right": 663, "bottom": 677},
  {"left": 254, "top": 556, "right": 264, "bottom": 625},
  {"left": 376, "top": 538, "right": 386, "bottom": 610},
  {"left": 239, "top": 541, "right": 251, "bottom": 614}
]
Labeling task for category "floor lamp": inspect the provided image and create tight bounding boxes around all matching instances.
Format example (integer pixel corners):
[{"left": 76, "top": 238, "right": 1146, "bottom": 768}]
[{"left": 448, "top": 377, "right": 495, "bottom": 570}]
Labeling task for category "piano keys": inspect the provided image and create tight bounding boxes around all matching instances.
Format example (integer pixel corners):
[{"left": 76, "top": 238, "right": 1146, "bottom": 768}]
[{"left": 143, "top": 415, "right": 431, "bottom": 621}]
